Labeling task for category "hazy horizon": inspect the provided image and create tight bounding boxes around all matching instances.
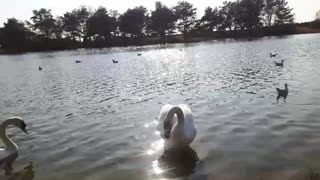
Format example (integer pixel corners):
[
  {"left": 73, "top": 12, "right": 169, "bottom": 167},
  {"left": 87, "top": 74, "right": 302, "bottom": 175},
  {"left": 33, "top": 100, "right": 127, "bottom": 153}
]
[{"left": 0, "top": 0, "right": 319, "bottom": 27}]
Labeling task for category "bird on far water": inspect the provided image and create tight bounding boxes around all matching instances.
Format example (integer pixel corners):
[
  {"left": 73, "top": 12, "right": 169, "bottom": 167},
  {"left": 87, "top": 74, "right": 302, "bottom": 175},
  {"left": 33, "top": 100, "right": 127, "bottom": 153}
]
[
  {"left": 276, "top": 84, "right": 289, "bottom": 102},
  {"left": 270, "top": 53, "right": 278, "bottom": 57},
  {"left": 274, "top": 60, "right": 284, "bottom": 67}
]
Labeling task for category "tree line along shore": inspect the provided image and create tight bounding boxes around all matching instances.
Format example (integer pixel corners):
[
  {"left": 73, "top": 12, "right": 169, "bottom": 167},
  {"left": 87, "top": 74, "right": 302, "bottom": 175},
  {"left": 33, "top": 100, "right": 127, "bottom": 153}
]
[{"left": 0, "top": 0, "right": 320, "bottom": 54}]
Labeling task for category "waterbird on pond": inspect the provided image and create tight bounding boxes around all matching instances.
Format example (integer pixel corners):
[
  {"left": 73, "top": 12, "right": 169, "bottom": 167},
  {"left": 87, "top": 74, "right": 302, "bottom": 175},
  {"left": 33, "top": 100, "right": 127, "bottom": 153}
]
[
  {"left": 137, "top": 53, "right": 142, "bottom": 56},
  {"left": 276, "top": 84, "right": 289, "bottom": 102},
  {"left": 38, "top": 66, "right": 42, "bottom": 71},
  {"left": 274, "top": 60, "right": 284, "bottom": 67},
  {"left": 270, "top": 53, "right": 278, "bottom": 57},
  {"left": 0, "top": 117, "right": 28, "bottom": 175},
  {"left": 75, "top": 60, "right": 81, "bottom": 63},
  {"left": 112, "top": 60, "right": 118, "bottom": 63},
  {"left": 157, "top": 104, "right": 196, "bottom": 149}
]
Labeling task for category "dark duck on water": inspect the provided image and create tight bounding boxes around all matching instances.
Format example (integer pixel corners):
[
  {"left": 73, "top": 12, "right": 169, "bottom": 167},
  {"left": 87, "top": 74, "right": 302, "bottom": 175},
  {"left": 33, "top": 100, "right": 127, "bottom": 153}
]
[
  {"left": 270, "top": 53, "right": 278, "bottom": 57},
  {"left": 276, "top": 84, "right": 289, "bottom": 102},
  {"left": 274, "top": 60, "right": 284, "bottom": 67}
]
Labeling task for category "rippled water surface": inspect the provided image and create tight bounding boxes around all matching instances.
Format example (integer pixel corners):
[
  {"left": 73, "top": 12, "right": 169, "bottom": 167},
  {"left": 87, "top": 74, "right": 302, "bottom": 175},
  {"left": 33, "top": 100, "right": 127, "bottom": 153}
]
[{"left": 1, "top": 34, "right": 320, "bottom": 180}]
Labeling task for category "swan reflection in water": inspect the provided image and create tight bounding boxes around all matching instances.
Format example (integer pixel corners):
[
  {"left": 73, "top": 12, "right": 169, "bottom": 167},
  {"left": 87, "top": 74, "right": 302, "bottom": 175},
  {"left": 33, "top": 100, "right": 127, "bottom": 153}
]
[
  {"left": 0, "top": 162, "right": 35, "bottom": 180},
  {"left": 153, "top": 147, "right": 199, "bottom": 178}
]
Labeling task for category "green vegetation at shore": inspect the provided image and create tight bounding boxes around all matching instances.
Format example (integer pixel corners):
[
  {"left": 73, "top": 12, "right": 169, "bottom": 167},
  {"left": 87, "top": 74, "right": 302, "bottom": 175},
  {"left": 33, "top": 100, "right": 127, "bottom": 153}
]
[{"left": 0, "top": 0, "right": 319, "bottom": 54}]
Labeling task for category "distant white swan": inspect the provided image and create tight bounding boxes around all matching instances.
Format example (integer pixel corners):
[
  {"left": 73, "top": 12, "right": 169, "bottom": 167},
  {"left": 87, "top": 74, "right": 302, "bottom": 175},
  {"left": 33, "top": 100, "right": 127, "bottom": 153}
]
[
  {"left": 157, "top": 104, "right": 196, "bottom": 148},
  {"left": 0, "top": 117, "right": 28, "bottom": 175}
]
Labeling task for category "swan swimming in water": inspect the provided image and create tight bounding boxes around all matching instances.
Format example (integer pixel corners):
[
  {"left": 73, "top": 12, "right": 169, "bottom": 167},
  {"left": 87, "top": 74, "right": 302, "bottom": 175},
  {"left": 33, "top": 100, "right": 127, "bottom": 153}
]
[
  {"left": 157, "top": 104, "right": 197, "bottom": 149},
  {"left": 0, "top": 117, "right": 28, "bottom": 175}
]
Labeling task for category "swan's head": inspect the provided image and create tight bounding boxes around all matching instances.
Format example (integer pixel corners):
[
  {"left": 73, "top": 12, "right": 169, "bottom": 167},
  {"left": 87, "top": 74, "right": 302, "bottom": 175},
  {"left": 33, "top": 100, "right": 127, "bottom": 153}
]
[
  {"left": 7, "top": 117, "right": 28, "bottom": 134},
  {"left": 281, "top": 60, "right": 284, "bottom": 62}
]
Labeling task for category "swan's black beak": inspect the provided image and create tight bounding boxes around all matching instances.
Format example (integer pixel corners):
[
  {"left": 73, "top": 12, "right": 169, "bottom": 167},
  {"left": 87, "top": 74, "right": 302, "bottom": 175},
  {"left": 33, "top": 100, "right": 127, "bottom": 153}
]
[{"left": 21, "top": 121, "right": 28, "bottom": 134}]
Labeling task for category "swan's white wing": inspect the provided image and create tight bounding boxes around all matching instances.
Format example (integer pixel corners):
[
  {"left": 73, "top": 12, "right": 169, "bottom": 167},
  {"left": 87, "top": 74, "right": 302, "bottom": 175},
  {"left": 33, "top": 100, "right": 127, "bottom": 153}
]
[
  {"left": 0, "top": 149, "right": 13, "bottom": 164},
  {"left": 178, "top": 104, "right": 195, "bottom": 125},
  {"left": 178, "top": 104, "right": 193, "bottom": 120},
  {"left": 157, "top": 104, "right": 174, "bottom": 121},
  {"left": 178, "top": 104, "right": 197, "bottom": 142}
]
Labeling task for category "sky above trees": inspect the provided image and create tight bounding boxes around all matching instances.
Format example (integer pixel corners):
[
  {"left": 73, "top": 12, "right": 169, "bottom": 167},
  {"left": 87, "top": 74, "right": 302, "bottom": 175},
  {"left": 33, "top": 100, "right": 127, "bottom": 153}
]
[{"left": 0, "top": 0, "right": 319, "bottom": 26}]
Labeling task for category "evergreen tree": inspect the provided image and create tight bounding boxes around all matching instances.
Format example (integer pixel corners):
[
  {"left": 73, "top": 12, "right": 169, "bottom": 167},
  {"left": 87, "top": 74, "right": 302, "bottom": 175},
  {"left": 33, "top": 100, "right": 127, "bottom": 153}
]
[
  {"left": 1, "top": 18, "right": 26, "bottom": 51},
  {"left": 274, "top": 0, "right": 294, "bottom": 24},
  {"left": 173, "top": 1, "right": 197, "bottom": 40},
  {"left": 149, "top": 2, "right": 176, "bottom": 39},
  {"left": 201, "top": 7, "right": 222, "bottom": 31},
  {"left": 119, "top": 6, "right": 148, "bottom": 37},
  {"left": 30, "top": 8, "right": 56, "bottom": 39}
]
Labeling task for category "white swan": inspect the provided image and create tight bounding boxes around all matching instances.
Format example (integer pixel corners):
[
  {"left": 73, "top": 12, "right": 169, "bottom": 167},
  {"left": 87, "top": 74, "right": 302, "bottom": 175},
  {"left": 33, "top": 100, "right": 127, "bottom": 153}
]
[
  {"left": 0, "top": 117, "right": 28, "bottom": 175},
  {"left": 157, "top": 104, "right": 196, "bottom": 148}
]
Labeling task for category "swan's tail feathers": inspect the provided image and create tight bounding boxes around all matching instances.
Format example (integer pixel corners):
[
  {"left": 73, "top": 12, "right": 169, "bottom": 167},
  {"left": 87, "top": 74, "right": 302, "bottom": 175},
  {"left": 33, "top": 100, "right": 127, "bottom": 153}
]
[{"left": 276, "top": 88, "right": 280, "bottom": 92}]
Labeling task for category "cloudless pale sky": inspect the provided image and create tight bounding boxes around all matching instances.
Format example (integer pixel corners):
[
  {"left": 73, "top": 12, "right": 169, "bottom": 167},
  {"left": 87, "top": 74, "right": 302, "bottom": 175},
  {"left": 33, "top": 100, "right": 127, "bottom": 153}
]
[{"left": 0, "top": 0, "right": 319, "bottom": 26}]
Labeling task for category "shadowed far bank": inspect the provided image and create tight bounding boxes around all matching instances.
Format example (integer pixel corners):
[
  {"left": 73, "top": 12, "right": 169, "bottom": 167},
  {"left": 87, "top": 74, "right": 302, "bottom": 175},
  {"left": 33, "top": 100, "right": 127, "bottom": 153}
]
[
  {"left": 1, "top": 23, "right": 320, "bottom": 54},
  {"left": 0, "top": 0, "right": 320, "bottom": 54}
]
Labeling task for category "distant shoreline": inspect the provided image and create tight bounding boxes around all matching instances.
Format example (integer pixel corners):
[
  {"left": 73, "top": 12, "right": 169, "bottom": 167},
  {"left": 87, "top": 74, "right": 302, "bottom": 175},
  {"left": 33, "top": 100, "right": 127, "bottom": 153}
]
[{"left": 1, "top": 26, "right": 320, "bottom": 55}]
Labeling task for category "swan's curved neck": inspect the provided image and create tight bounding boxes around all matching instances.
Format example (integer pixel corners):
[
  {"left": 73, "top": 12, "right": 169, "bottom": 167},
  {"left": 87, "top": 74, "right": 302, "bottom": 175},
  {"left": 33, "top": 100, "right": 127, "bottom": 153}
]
[
  {"left": 165, "top": 106, "right": 185, "bottom": 127},
  {"left": 0, "top": 120, "right": 18, "bottom": 151}
]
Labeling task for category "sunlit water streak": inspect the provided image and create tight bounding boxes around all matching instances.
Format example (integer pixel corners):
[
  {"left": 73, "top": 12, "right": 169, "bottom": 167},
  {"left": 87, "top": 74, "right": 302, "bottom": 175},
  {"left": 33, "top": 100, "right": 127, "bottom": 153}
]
[{"left": 0, "top": 34, "right": 320, "bottom": 179}]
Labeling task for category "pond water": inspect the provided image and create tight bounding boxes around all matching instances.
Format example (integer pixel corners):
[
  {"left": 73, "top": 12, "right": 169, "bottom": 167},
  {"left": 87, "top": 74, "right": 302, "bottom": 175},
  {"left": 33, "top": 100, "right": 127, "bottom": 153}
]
[{"left": 1, "top": 34, "right": 320, "bottom": 180}]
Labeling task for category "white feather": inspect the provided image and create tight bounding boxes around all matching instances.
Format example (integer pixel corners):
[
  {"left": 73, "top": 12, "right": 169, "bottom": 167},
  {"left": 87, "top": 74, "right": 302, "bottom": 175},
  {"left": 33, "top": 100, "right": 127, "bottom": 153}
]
[{"left": 157, "top": 104, "right": 197, "bottom": 149}]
